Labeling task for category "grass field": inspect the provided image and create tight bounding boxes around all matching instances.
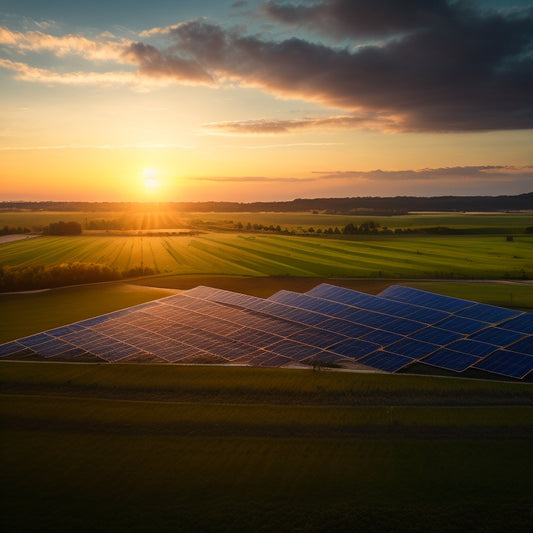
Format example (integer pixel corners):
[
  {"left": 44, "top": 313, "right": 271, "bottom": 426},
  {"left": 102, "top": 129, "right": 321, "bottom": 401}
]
[
  {"left": 0, "top": 283, "right": 179, "bottom": 343},
  {"left": 2, "top": 363, "right": 532, "bottom": 533},
  {"left": 1, "top": 233, "right": 532, "bottom": 280},
  {"left": 1, "top": 210, "right": 532, "bottom": 233}
]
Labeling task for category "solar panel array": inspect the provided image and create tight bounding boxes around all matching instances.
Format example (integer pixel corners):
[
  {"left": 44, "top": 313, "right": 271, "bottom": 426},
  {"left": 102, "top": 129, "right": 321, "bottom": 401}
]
[{"left": 1, "top": 283, "right": 532, "bottom": 381}]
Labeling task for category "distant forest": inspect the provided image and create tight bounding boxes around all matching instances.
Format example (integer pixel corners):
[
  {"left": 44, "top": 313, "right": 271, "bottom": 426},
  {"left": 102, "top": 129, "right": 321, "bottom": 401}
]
[{"left": 1, "top": 192, "right": 532, "bottom": 213}]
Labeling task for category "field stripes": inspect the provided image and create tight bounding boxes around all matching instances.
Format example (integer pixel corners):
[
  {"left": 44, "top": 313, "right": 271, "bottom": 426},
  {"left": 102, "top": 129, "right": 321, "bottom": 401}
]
[{"left": 1, "top": 233, "right": 532, "bottom": 279}]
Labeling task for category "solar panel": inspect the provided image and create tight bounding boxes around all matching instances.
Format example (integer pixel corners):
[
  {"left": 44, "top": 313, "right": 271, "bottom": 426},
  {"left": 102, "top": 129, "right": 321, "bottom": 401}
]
[
  {"left": 379, "top": 285, "right": 475, "bottom": 313},
  {"left": 307, "top": 284, "right": 419, "bottom": 317},
  {"left": 409, "top": 327, "right": 464, "bottom": 345},
  {"left": 455, "top": 303, "right": 522, "bottom": 323},
  {"left": 0, "top": 282, "right": 528, "bottom": 380},
  {"left": 445, "top": 339, "right": 498, "bottom": 358},
  {"left": 267, "top": 339, "right": 322, "bottom": 361},
  {"left": 468, "top": 327, "right": 525, "bottom": 347},
  {"left": 288, "top": 327, "right": 348, "bottom": 349},
  {"left": 357, "top": 351, "right": 414, "bottom": 372},
  {"left": 359, "top": 330, "right": 403, "bottom": 347},
  {"left": 328, "top": 338, "right": 381, "bottom": 359},
  {"left": 387, "top": 338, "right": 439, "bottom": 359},
  {"left": 403, "top": 307, "right": 450, "bottom": 325},
  {"left": 421, "top": 349, "right": 479, "bottom": 372},
  {"left": 315, "top": 318, "right": 374, "bottom": 337},
  {"left": 499, "top": 314, "right": 533, "bottom": 335},
  {"left": 434, "top": 315, "right": 488, "bottom": 335},
  {"left": 473, "top": 350, "right": 533, "bottom": 379},
  {"left": 504, "top": 336, "right": 533, "bottom": 356},
  {"left": 268, "top": 291, "right": 348, "bottom": 316},
  {"left": 0, "top": 341, "right": 30, "bottom": 358}
]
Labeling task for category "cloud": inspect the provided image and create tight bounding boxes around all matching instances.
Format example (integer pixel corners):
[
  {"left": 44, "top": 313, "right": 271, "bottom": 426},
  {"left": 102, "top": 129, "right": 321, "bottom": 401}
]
[
  {"left": 0, "top": 26, "right": 130, "bottom": 62},
  {"left": 262, "top": 0, "right": 454, "bottom": 39},
  {"left": 123, "top": 42, "right": 213, "bottom": 84},
  {"left": 2, "top": 3, "right": 532, "bottom": 133},
  {"left": 314, "top": 166, "right": 533, "bottom": 182},
  {"left": 203, "top": 113, "right": 399, "bottom": 134},
  {"left": 183, "top": 166, "right": 533, "bottom": 184},
  {"left": 189, "top": 175, "right": 309, "bottom": 183},
  {"left": 0, "top": 58, "right": 142, "bottom": 87},
  {"left": 124, "top": 1, "right": 533, "bottom": 132},
  {"left": 0, "top": 142, "right": 193, "bottom": 151}
]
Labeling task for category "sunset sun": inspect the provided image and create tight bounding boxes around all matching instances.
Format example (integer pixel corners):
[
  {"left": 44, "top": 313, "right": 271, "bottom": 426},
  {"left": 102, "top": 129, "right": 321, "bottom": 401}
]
[{"left": 143, "top": 168, "right": 159, "bottom": 189}]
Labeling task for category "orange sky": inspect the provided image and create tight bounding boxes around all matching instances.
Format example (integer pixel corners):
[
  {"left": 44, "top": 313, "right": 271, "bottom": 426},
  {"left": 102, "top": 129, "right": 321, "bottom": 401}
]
[{"left": 1, "top": 0, "right": 532, "bottom": 201}]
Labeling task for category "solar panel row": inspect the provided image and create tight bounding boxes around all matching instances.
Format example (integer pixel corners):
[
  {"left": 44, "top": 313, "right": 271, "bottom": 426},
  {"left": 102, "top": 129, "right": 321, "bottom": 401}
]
[{"left": 1, "top": 284, "right": 531, "bottom": 380}]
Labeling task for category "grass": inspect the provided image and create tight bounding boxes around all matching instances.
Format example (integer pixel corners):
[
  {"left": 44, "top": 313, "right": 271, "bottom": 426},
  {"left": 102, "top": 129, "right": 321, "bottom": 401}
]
[
  {"left": 1, "top": 210, "right": 532, "bottom": 233},
  {"left": 0, "top": 282, "right": 179, "bottom": 343},
  {"left": 2, "top": 363, "right": 532, "bottom": 533},
  {"left": 2, "top": 233, "right": 532, "bottom": 279}
]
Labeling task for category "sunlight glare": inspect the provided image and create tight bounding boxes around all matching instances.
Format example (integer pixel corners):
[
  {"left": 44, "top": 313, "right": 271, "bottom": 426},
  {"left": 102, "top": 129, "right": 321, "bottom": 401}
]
[{"left": 143, "top": 168, "right": 159, "bottom": 189}]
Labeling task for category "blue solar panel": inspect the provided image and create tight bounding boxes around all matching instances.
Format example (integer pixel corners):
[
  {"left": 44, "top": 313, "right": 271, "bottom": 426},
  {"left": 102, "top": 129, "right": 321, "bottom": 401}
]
[
  {"left": 456, "top": 303, "right": 522, "bottom": 323},
  {"left": 387, "top": 338, "right": 439, "bottom": 359},
  {"left": 47, "top": 324, "right": 85, "bottom": 336},
  {"left": 500, "top": 313, "right": 533, "bottom": 335},
  {"left": 473, "top": 350, "right": 533, "bottom": 379},
  {"left": 306, "top": 283, "right": 421, "bottom": 318},
  {"left": 421, "top": 349, "right": 479, "bottom": 372},
  {"left": 468, "top": 327, "right": 525, "bottom": 347},
  {"left": 409, "top": 327, "right": 464, "bottom": 345},
  {"left": 18, "top": 333, "right": 54, "bottom": 348},
  {"left": 507, "top": 336, "right": 533, "bottom": 356},
  {"left": 384, "top": 318, "right": 425, "bottom": 335},
  {"left": 379, "top": 285, "right": 475, "bottom": 313},
  {"left": 445, "top": 339, "right": 498, "bottom": 358},
  {"left": 328, "top": 338, "right": 380, "bottom": 359},
  {"left": 267, "top": 340, "right": 322, "bottom": 360},
  {"left": 335, "top": 308, "right": 389, "bottom": 328},
  {"left": 358, "top": 351, "right": 414, "bottom": 372},
  {"left": 288, "top": 327, "right": 348, "bottom": 349},
  {"left": 0, "top": 282, "right": 529, "bottom": 380},
  {"left": 403, "top": 307, "right": 450, "bottom": 325},
  {"left": 0, "top": 341, "right": 27, "bottom": 357},
  {"left": 268, "top": 291, "right": 348, "bottom": 316},
  {"left": 315, "top": 318, "right": 374, "bottom": 337},
  {"left": 360, "top": 330, "right": 403, "bottom": 347},
  {"left": 435, "top": 316, "right": 488, "bottom": 335},
  {"left": 306, "top": 284, "right": 371, "bottom": 306}
]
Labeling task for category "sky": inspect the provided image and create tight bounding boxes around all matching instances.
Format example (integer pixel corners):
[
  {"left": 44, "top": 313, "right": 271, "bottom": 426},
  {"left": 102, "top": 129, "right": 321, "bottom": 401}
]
[{"left": 1, "top": 0, "right": 532, "bottom": 202}]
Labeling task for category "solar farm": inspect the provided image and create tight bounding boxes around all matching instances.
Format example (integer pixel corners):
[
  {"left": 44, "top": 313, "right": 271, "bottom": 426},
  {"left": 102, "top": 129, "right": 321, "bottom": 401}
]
[{"left": 2, "top": 283, "right": 532, "bottom": 381}]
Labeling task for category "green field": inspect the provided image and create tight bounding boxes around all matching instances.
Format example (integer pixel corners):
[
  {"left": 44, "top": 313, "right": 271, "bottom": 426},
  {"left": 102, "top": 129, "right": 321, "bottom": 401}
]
[
  {"left": 2, "top": 233, "right": 532, "bottom": 279},
  {"left": 1, "top": 210, "right": 532, "bottom": 233},
  {"left": 2, "top": 363, "right": 532, "bottom": 533}
]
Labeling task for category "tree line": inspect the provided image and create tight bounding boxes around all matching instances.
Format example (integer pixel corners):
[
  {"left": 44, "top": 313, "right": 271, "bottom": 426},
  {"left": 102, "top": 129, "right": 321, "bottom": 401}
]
[
  {"left": 2, "top": 192, "right": 532, "bottom": 213},
  {"left": 1, "top": 225, "right": 31, "bottom": 235},
  {"left": 0, "top": 263, "right": 155, "bottom": 292}
]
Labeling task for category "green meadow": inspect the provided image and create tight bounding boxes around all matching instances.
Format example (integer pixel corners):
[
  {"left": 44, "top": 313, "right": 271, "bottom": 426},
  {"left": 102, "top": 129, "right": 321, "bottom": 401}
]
[
  {"left": 1, "top": 210, "right": 532, "bottom": 233},
  {"left": 1, "top": 233, "right": 532, "bottom": 279},
  {"left": 2, "top": 363, "right": 532, "bottom": 533}
]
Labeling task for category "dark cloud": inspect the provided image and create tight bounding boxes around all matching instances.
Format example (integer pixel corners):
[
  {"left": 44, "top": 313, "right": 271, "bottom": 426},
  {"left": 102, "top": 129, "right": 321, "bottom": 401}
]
[
  {"left": 262, "top": 0, "right": 454, "bottom": 39},
  {"left": 123, "top": 42, "right": 213, "bottom": 83},
  {"left": 190, "top": 166, "right": 533, "bottom": 184},
  {"left": 125, "top": 1, "right": 533, "bottom": 132},
  {"left": 314, "top": 166, "right": 533, "bottom": 182}
]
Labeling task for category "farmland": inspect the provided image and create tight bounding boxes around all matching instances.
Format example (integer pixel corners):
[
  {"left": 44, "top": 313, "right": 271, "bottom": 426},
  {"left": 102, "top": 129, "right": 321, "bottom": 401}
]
[
  {"left": 2, "top": 362, "right": 532, "bottom": 533},
  {"left": 1, "top": 210, "right": 532, "bottom": 233},
  {"left": 1, "top": 233, "right": 532, "bottom": 280}
]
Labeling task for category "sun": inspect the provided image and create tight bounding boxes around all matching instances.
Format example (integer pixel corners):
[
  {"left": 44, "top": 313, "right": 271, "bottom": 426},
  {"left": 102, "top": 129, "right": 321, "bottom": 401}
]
[{"left": 143, "top": 168, "right": 159, "bottom": 189}]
